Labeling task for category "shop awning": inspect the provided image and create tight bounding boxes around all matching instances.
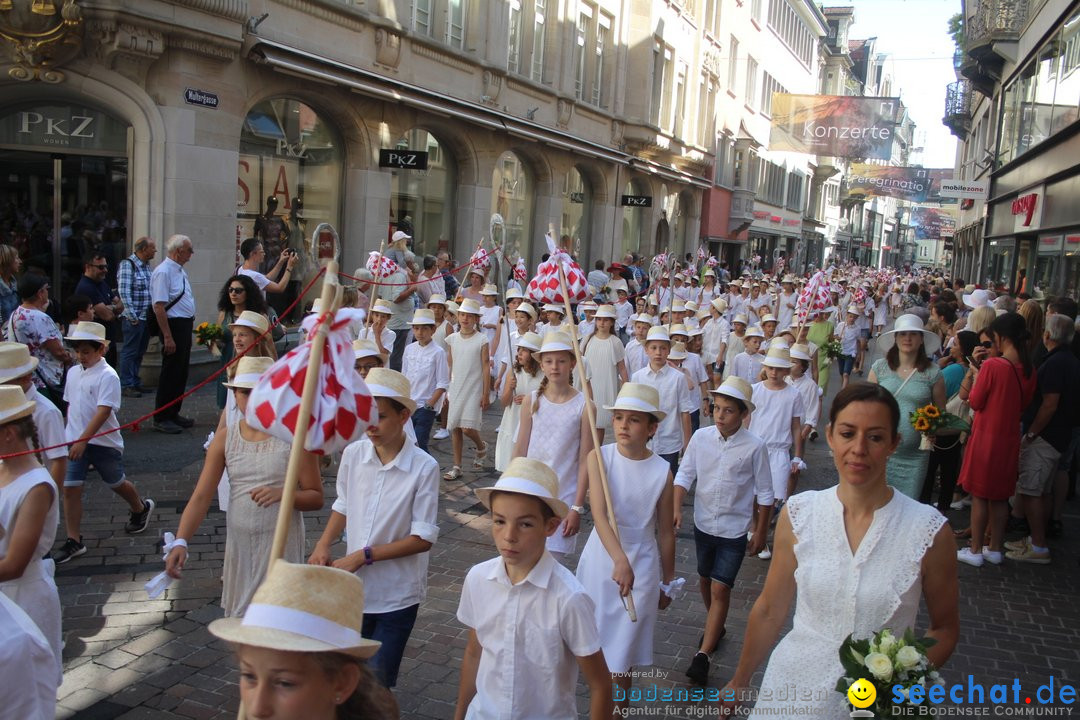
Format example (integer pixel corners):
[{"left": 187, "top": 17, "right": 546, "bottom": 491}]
[{"left": 248, "top": 39, "right": 711, "bottom": 189}]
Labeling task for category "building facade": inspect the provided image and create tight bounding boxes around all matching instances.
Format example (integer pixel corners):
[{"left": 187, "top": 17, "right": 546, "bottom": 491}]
[{"left": 0, "top": 0, "right": 718, "bottom": 319}]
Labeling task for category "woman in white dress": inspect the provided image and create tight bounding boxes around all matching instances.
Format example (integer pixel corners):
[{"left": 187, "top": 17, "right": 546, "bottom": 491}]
[
  {"left": 580, "top": 305, "right": 628, "bottom": 444},
  {"left": 513, "top": 331, "right": 594, "bottom": 559},
  {"left": 494, "top": 332, "right": 542, "bottom": 472},
  {"left": 724, "top": 383, "right": 959, "bottom": 718},
  {"left": 165, "top": 357, "right": 324, "bottom": 617},
  {"left": 576, "top": 383, "right": 676, "bottom": 712}
]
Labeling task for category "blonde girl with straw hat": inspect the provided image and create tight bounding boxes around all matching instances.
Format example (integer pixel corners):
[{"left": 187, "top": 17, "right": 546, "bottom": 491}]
[
  {"left": 494, "top": 332, "right": 542, "bottom": 472},
  {"left": 443, "top": 298, "right": 490, "bottom": 479},
  {"left": 513, "top": 331, "right": 595, "bottom": 560},
  {"left": 0, "top": 385, "right": 62, "bottom": 682},
  {"left": 209, "top": 560, "right": 398, "bottom": 720},
  {"left": 165, "top": 356, "right": 323, "bottom": 617},
  {"left": 575, "top": 383, "right": 677, "bottom": 710},
  {"left": 579, "top": 305, "right": 629, "bottom": 445}
]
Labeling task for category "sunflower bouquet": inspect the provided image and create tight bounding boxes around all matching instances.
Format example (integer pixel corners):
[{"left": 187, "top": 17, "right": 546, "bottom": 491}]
[
  {"left": 194, "top": 322, "right": 224, "bottom": 356},
  {"left": 910, "top": 404, "right": 969, "bottom": 451}
]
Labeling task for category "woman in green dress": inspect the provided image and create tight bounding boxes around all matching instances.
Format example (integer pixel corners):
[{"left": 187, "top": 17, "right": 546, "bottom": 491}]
[
  {"left": 806, "top": 310, "right": 834, "bottom": 394},
  {"left": 868, "top": 314, "right": 947, "bottom": 498}
]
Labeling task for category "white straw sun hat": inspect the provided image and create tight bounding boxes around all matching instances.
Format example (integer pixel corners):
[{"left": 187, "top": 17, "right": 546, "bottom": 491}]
[
  {"left": 711, "top": 376, "right": 756, "bottom": 413},
  {"left": 878, "top": 314, "right": 942, "bottom": 356},
  {"left": 0, "top": 342, "right": 38, "bottom": 384},
  {"left": 537, "top": 331, "right": 574, "bottom": 354},
  {"left": 65, "top": 321, "right": 109, "bottom": 347},
  {"left": 604, "top": 382, "right": 666, "bottom": 422},
  {"left": 516, "top": 331, "right": 543, "bottom": 353},
  {"left": 0, "top": 385, "right": 35, "bottom": 424},
  {"left": 762, "top": 346, "right": 793, "bottom": 369},
  {"left": 364, "top": 367, "right": 416, "bottom": 412},
  {"left": 475, "top": 456, "right": 568, "bottom": 518},
  {"left": 224, "top": 356, "right": 274, "bottom": 390},
  {"left": 228, "top": 310, "right": 269, "bottom": 334}
]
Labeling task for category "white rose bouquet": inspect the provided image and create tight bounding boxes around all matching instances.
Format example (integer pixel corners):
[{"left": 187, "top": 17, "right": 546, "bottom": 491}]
[{"left": 835, "top": 628, "right": 944, "bottom": 716}]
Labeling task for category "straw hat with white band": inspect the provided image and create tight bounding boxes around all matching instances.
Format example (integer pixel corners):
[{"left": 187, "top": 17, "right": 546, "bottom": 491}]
[
  {"left": 364, "top": 368, "right": 416, "bottom": 412},
  {"left": 711, "top": 376, "right": 756, "bottom": 413},
  {"left": 744, "top": 324, "right": 765, "bottom": 339},
  {"left": 877, "top": 313, "right": 942, "bottom": 356},
  {"left": 759, "top": 313, "right": 778, "bottom": 326},
  {"left": 352, "top": 339, "right": 381, "bottom": 360},
  {"left": 475, "top": 457, "right": 568, "bottom": 518},
  {"left": 711, "top": 297, "right": 728, "bottom": 313},
  {"left": 669, "top": 342, "right": 688, "bottom": 361},
  {"left": 517, "top": 331, "right": 543, "bottom": 353},
  {"left": 409, "top": 309, "right": 436, "bottom": 326},
  {"left": 790, "top": 344, "right": 812, "bottom": 362},
  {"left": 427, "top": 294, "right": 448, "bottom": 306},
  {"left": 65, "top": 321, "right": 109, "bottom": 347},
  {"left": 481, "top": 283, "right": 499, "bottom": 296},
  {"left": 0, "top": 342, "right": 38, "bottom": 384},
  {"left": 457, "top": 298, "right": 483, "bottom": 316},
  {"left": 445, "top": 300, "right": 459, "bottom": 315},
  {"left": 645, "top": 326, "right": 671, "bottom": 344},
  {"left": 370, "top": 299, "right": 393, "bottom": 315},
  {"left": 516, "top": 302, "right": 538, "bottom": 320},
  {"left": 209, "top": 559, "right": 381, "bottom": 658},
  {"left": 669, "top": 324, "right": 689, "bottom": 338},
  {"left": 634, "top": 314, "right": 657, "bottom": 326},
  {"left": 542, "top": 303, "right": 566, "bottom": 316},
  {"left": 593, "top": 305, "right": 617, "bottom": 320},
  {"left": 762, "top": 346, "right": 793, "bottom": 369},
  {"left": 537, "top": 331, "right": 574, "bottom": 355},
  {"left": 228, "top": 310, "right": 269, "bottom": 334},
  {"left": 732, "top": 313, "right": 749, "bottom": 325},
  {"left": 505, "top": 287, "right": 524, "bottom": 301},
  {"left": 604, "top": 382, "right": 666, "bottom": 422},
  {"left": 223, "top": 356, "right": 273, "bottom": 390},
  {"left": 685, "top": 301, "right": 699, "bottom": 313},
  {"left": 0, "top": 385, "right": 35, "bottom": 424}
]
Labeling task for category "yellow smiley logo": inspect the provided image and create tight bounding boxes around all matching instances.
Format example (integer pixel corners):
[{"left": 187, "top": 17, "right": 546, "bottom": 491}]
[{"left": 847, "top": 678, "right": 877, "bottom": 709}]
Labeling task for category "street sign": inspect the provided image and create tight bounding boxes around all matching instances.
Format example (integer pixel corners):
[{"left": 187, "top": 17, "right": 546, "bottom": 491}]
[
  {"left": 379, "top": 149, "right": 430, "bottom": 169},
  {"left": 184, "top": 88, "right": 219, "bottom": 108}
]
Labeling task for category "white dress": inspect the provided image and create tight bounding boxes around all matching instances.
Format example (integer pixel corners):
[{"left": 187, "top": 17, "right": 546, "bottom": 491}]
[
  {"left": 576, "top": 445, "right": 669, "bottom": 673},
  {"left": 495, "top": 369, "right": 542, "bottom": 472},
  {"left": 777, "top": 291, "right": 798, "bottom": 330},
  {"left": 581, "top": 335, "right": 624, "bottom": 432},
  {"left": 749, "top": 487, "right": 945, "bottom": 718},
  {"left": 0, "top": 467, "right": 61, "bottom": 682},
  {"left": 526, "top": 389, "right": 586, "bottom": 555},
  {"left": 722, "top": 333, "right": 745, "bottom": 379},
  {"left": 446, "top": 331, "right": 489, "bottom": 430}
]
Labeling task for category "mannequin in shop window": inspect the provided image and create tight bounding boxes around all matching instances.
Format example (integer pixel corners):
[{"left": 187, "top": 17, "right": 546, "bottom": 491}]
[{"left": 252, "top": 196, "right": 289, "bottom": 277}]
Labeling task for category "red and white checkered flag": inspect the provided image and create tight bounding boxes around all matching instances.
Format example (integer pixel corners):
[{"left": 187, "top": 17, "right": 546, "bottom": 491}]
[
  {"left": 469, "top": 247, "right": 493, "bottom": 276},
  {"left": 526, "top": 233, "right": 587, "bottom": 304},
  {"left": 247, "top": 308, "right": 374, "bottom": 455},
  {"left": 366, "top": 252, "right": 398, "bottom": 277},
  {"left": 795, "top": 271, "right": 832, "bottom": 324},
  {"left": 513, "top": 257, "right": 528, "bottom": 283}
]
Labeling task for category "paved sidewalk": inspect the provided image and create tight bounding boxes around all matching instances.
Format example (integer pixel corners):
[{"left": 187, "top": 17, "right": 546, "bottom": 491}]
[{"left": 54, "top": 342, "right": 1080, "bottom": 718}]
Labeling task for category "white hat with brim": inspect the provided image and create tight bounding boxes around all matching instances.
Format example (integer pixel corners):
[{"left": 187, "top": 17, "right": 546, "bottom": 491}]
[
  {"left": 762, "top": 346, "right": 792, "bottom": 368},
  {"left": 733, "top": 314, "right": 749, "bottom": 325},
  {"left": 364, "top": 368, "right": 417, "bottom": 412},
  {"left": 744, "top": 325, "right": 765, "bottom": 339},
  {"left": 711, "top": 376, "right": 755, "bottom": 413},
  {"left": 0, "top": 342, "right": 39, "bottom": 384},
  {"left": 209, "top": 560, "right": 381, "bottom": 659},
  {"left": 409, "top": 309, "right": 436, "bottom": 325},
  {"left": 603, "top": 382, "right": 666, "bottom": 422},
  {"left": 224, "top": 356, "right": 274, "bottom": 390},
  {"left": 634, "top": 314, "right": 657, "bottom": 326},
  {"left": 516, "top": 303, "right": 538, "bottom": 320},
  {"left": 65, "top": 321, "right": 109, "bottom": 347},
  {"left": 877, "top": 313, "right": 942, "bottom": 356},
  {"left": 964, "top": 288, "right": 991, "bottom": 309},
  {"left": 481, "top": 284, "right": 499, "bottom": 296},
  {"left": 228, "top": 310, "right": 269, "bottom": 334},
  {"left": 458, "top": 298, "right": 483, "bottom": 316},
  {"left": 711, "top": 298, "right": 728, "bottom": 313},
  {"left": 445, "top": 301, "right": 459, "bottom": 315},
  {"left": 669, "top": 342, "right": 688, "bottom": 360},
  {"left": 669, "top": 323, "right": 689, "bottom": 338},
  {"left": 517, "top": 332, "right": 543, "bottom": 352},
  {"left": 542, "top": 304, "right": 566, "bottom": 315},
  {"left": 427, "top": 294, "right": 448, "bottom": 306},
  {"left": 0, "top": 385, "right": 35, "bottom": 424},
  {"left": 371, "top": 299, "right": 393, "bottom": 315},
  {"left": 537, "top": 331, "right": 574, "bottom": 355},
  {"left": 352, "top": 339, "right": 381, "bottom": 360},
  {"left": 790, "top": 344, "right": 812, "bottom": 362},
  {"left": 646, "top": 326, "right": 671, "bottom": 344},
  {"left": 760, "top": 314, "right": 778, "bottom": 325},
  {"left": 475, "top": 457, "right": 569, "bottom": 519},
  {"left": 506, "top": 288, "right": 524, "bottom": 301},
  {"left": 593, "top": 304, "right": 617, "bottom": 319}
]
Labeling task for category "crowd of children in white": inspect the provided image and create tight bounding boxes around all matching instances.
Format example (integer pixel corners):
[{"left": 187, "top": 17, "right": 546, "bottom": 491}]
[{"left": 0, "top": 258, "right": 950, "bottom": 719}]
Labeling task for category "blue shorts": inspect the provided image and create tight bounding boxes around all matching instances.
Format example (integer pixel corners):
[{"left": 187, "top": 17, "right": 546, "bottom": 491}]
[
  {"left": 694, "top": 528, "right": 748, "bottom": 587},
  {"left": 64, "top": 444, "right": 125, "bottom": 488},
  {"left": 837, "top": 354, "right": 855, "bottom": 376},
  {"left": 859, "top": 328, "right": 871, "bottom": 340}
]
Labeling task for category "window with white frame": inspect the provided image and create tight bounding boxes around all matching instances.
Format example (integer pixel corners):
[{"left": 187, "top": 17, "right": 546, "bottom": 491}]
[
  {"left": 592, "top": 12, "right": 611, "bottom": 106},
  {"left": 652, "top": 43, "right": 674, "bottom": 128},
  {"left": 532, "top": 0, "right": 547, "bottom": 82},
  {"left": 413, "top": 0, "right": 432, "bottom": 36},
  {"left": 715, "top": 133, "right": 732, "bottom": 186},
  {"left": 507, "top": 0, "right": 523, "bottom": 73},
  {"left": 745, "top": 55, "right": 758, "bottom": 107},
  {"left": 698, "top": 77, "right": 717, "bottom": 146},
  {"left": 703, "top": 0, "right": 722, "bottom": 37},
  {"left": 767, "top": 0, "right": 815, "bottom": 67},
  {"left": 674, "top": 61, "right": 688, "bottom": 136},
  {"left": 446, "top": 0, "right": 465, "bottom": 49},
  {"left": 751, "top": 0, "right": 762, "bottom": 23},
  {"left": 760, "top": 72, "right": 787, "bottom": 116},
  {"left": 575, "top": 7, "right": 589, "bottom": 100},
  {"left": 728, "top": 36, "right": 739, "bottom": 93}
]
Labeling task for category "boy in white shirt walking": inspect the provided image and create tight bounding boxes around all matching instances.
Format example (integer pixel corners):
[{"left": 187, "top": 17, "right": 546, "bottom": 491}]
[
  {"left": 624, "top": 314, "right": 653, "bottom": 377},
  {"left": 455, "top": 456, "right": 612, "bottom": 719},
  {"left": 309, "top": 368, "right": 440, "bottom": 687},
  {"left": 53, "top": 322, "right": 154, "bottom": 564},
  {"left": 631, "top": 326, "right": 692, "bottom": 476},
  {"left": 401, "top": 309, "right": 449, "bottom": 453}
]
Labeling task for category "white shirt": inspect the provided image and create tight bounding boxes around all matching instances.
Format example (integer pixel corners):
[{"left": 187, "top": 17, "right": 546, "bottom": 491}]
[
  {"left": 357, "top": 325, "right": 396, "bottom": 354},
  {"left": 402, "top": 340, "right": 449, "bottom": 412},
  {"left": 614, "top": 300, "right": 633, "bottom": 331},
  {"left": 0, "top": 593, "right": 57, "bottom": 720},
  {"left": 332, "top": 438, "right": 440, "bottom": 613},
  {"left": 749, "top": 382, "right": 804, "bottom": 449},
  {"left": 837, "top": 321, "right": 858, "bottom": 356},
  {"left": 624, "top": 339, "right": 647, "bottom": 376},
  {"left": 28, "top": 386, "right": 65, "bottom": 461},
  {"left": 787, "top": 373, "right": 821, "bottom": 429},
  {"left": 702, "top": 316, "right": 730, "bottom": 365},
  {"left": 675, "top": 426, "right": 774, "bottom": 538},
  {"left": 631, "top": 363, "right": 691, "bottom": 454},
  {"left": 685, "top": 351, "right": 709, "bottom": 389},
  {"left": 730, "top": 351, "right": 763, "bottom": 385},
  {"left": 63, "top": 358, "right": 123, "bottom": 451},
  {"left": 457, "top": 552, "right": 601, "bottom": 720},
  {"left": 149, "top": 257, "right": 195, "bottom": 318},
  {"left": 237, "top": 267, "right": 271, "bottom": 294}
]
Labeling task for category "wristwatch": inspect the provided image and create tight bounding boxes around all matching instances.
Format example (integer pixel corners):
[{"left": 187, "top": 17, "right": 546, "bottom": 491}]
[{"left": 570, "top": 504, "right": 587, "bottom": 515}]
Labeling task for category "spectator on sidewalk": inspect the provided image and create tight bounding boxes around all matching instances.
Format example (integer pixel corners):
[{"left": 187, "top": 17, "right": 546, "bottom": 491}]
[
  {"left": 75, "top": 252, "right": 123, "bottom": 367},
  {"left": 51, "top": 322, "right": 154, "bottom": 564},
  {"left": 0, "top": 245, "right": 22, "bottom": 327},
  {"left": 150, "top": 235, "right": 196, "bottom": 435},
  {"left": 237, "top": 237, "right": 297, "bottom": 298},
  {"left": 4, "top": 274, "right": 69, "bottom": 401},
  {"left": 116, "top": 236, "right": 156, "bottom": 398}
]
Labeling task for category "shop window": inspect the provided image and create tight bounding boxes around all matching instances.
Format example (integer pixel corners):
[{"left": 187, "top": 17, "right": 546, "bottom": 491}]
[
  {"left": 238, "top": 98, "right": 342, "bottom": 278},
  {"left": 561, "top": 167, "right": 591, "bottom": 258},
  {"left": 621, "top": 179, "right": 647, "bottom": 257},
  {"left": 491, "top": 151, "right": 533, "bottom": 264},
  {"left": 390, "top": 129, "right": 455, "bottom": 258}
]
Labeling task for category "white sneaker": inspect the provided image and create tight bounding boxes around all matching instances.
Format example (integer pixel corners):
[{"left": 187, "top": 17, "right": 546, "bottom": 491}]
[
  {"left": 433, "top": 428, "right": 450, "bottom": 440},
  {"left": 981, "top": 547, "right": 1004, "bottom": 565},
  {"left": 757, "top": 546, "right": 772, "bottom": 560},
  {"left": 957, "top": 547, "right": 984, "bottom": 567}
]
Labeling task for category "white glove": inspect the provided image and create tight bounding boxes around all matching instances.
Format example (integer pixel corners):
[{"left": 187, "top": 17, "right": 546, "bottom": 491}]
[
  {"left": 660, "top": 577, "right": 687, "bottom": 601},
  {"left": 145, "top": 532, "right": 187, "bottom": 599},
  {"left": 791, "top": 456, "right": 807, "bottom": 472}
]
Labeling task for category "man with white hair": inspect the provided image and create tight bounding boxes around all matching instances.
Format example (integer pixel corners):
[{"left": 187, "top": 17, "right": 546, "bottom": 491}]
[{"left": 150, "top": 234, "right": 196, "bottom": 434}]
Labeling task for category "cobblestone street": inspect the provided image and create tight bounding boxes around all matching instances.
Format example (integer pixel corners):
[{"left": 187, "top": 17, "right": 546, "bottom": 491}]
[{"left": 54, "top": 348, "right": 1080, "bottom": 719}]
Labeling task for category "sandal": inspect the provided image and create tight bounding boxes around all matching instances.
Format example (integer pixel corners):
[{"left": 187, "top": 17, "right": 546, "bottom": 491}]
[
  {"left": 473, "top": 442, "right": 489, "bottom": 469},
  {"left": 953, "top": 526, "right": 971, "bottom": 539},
  {"left": 443, "top": 466, "right": 462, "bottom": 480}
]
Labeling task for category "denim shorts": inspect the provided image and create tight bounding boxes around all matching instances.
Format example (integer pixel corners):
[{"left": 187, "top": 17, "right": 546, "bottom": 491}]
[
  {"left": 64, "top": 444, "right": 125, "bottom": 488},
  {"left": 836, "top": 354, "right": 855, "bottom": 376},
  {"left": 859, "top": 328, "right": 872, "bottom": 340},
  {"left": 694, "top": 528, "right": 748, "bottom": 587}
]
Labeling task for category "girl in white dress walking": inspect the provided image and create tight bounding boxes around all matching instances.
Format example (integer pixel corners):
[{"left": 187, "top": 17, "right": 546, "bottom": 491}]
[
  {"left": 443, "top": 298, "right": 490, "bottom": 479},
  {"left": 494, "top": 332, "right": 542, "bottom": 471},
  {"left": 580, "top": 305, "right": 628, "bottom": 444},
  {"left": 513, "top": 331, "right": 594, "bottom": 560},
  {"left": 575, "top": 383, "right": 676, "bottom": 712}
]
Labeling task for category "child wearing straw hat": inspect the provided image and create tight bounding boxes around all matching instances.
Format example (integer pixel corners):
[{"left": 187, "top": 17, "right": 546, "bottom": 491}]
[
  {"left": 674, "top": 376, "right": 773, "bottom": 685},
  {"left": 786, "top": 344, "right": 822, "bottom": 444},
  {"left": 721, "top": 313, "right": 747, "bottom": 380},
  {"left": 310, "top": 368, "right": 440, "bottom": 689},
  {"left": 833, "top": 307, "right": 860, "bottom": 389},
  {"left": 580, "top": 305, "right": 628, "bottom": 444},
  {"left": 513, "top": 331, "right": 595, "bottom": 559},
  {"left": 443, "top": 298, "right": 490, "bottom": 479},
  {"left": 165, "top": 356, "right": 323, "bottom": 616},
  {"left": 0, "top": 342, "right": 67, "bottom": 490},
  {"left": 219, "top": 310, "right": 277, "bottom": 413},
  {"left": 358, "top": 299, "right": 396, "bottom": 361},
  {"left": 53, "top": 322, "right": 154, "bottom": 564},
  {"left": 493, "top": 300, "right": 536, "bottom": 400},
  {"left": 478, "top": 283, "right": 503, "bottom": 365},
  {"left": 401, "top": 309, "right": 449, "bottom": 453},
  {"left": 0, "top": 386, "right": 62, "bottom": 681},
  {"left": 0, "top": 583, "right": 58, "bottom": 718},
  {"left": 494, "top": 332, "right": 542, "bottom": 472},
  {"left": 209, "top": 560, "right": 398, "bottom": 720},
  {"left": 749, "top": 346, "right": 806, "bottom": 559},
  {"left": 574, "top": 384, "right": 677, "bottom": 707},
  {"left": 427, "top": 294, "right": 454, "bottom": 352},
  {"left": 624, "top": 313, "right": 654, "bottom": 376},
  {"left": 703, "top": 298, "right": 730, "bottom": 386},
  {"left": 454, "top": 457, "right": 612, "bottom": 720},
  {"left": 729, "top": 324, "right": 765, "bottom": 385},
  {"left": 630, "top": 326, "right": 693, "bottom": 477}
]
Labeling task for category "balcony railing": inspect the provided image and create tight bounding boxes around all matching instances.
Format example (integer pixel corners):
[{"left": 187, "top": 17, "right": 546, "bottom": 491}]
[
  {"left": 967, "top": 0, "right": 1028, "bottom": 49},
  {"left": 943, "top": 80, "right": 974, "bottom": 139}
]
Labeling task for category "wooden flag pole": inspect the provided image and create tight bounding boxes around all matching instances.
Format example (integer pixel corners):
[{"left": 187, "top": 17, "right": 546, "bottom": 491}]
[
  {"left": 555, "top": 257, "right": 637, "bottom": 623},
  {"left": 364, "top": 240, "right": 385, "bottom": 334}
]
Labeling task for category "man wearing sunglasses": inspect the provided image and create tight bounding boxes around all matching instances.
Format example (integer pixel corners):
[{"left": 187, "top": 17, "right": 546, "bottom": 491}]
[{"left": 75, "top": 252, "right": 124, "bottom": 367}]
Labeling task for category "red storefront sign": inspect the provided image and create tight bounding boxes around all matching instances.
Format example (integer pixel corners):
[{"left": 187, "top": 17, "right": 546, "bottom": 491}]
[{"left": 1011, "top": 193, "right": 1039, "bottom": 227}]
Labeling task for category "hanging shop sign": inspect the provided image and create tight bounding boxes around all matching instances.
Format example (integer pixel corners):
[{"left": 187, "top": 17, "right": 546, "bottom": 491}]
[
  {"left": 620, "top": 195, "right": 652, "bottom": 207},
  {"left": 0, "top": 103, "right": 128, "bottom": 154},
  {"left": 938, "top": 179, "right": 989, "bottom": 200},
  {"left": 1011, "top": 187, "right": 1043, "bottom": 232},
  {"left": 379, "top": 149, "right": 429, "bottom": 169}
]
